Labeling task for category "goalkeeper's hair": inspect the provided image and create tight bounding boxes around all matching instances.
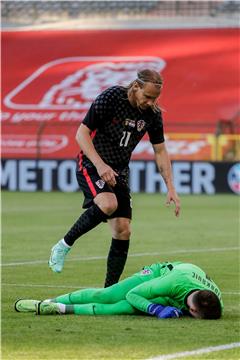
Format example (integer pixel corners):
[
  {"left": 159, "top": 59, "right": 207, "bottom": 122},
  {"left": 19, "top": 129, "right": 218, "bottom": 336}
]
[{"left": 192, "top": 290, "right": 222, "bottom": 319}]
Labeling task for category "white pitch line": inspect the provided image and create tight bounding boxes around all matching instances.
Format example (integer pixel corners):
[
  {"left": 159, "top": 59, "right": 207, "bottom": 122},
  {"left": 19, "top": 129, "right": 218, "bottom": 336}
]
[
  {"left": 2, "top": 283, "right": 88, "bottom": 289},
  {"left": 2, "top": 246, "right": 239, "bottom": 267},
  {"left": 146, "top": 342, "right": 240, "bottom": 360},
  {"left": 2, "top": 283, "right": 240, "bottom": 295}
]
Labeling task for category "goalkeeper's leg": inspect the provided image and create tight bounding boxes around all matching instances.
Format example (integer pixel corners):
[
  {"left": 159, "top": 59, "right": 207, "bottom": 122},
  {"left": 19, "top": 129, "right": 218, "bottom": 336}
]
[
  {"left": 37, "top": 300, "right": 138, "bottom": 316},
  {"left": 48, "top": 274, "right": 144, "bottom": 305},
  {"left": 71, "top": 300, "right": 138, "bottom": 315}
]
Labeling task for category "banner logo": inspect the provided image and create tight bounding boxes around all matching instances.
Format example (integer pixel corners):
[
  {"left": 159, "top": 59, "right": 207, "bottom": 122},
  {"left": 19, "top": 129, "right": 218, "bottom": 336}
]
[
  {"left": 4, "top": 56, "right": 166, "bottom": 112},
  {"left": 1, "top": 134, "right": 68, "bottom": 154},
  {"left": 227, "top": 163, "right": 240, "bottom": 194}
]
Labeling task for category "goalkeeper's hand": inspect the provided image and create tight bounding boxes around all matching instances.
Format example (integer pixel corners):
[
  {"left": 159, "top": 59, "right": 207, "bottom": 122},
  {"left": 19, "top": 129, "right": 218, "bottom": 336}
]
[{"left": 147, "top": 304, "right": 183, "bottom": 319}]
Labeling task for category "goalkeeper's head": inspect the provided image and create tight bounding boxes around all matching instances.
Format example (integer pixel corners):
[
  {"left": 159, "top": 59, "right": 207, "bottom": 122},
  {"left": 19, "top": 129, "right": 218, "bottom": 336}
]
[{"left": 188, "top": 290, "right": 222, "bottom": 319}]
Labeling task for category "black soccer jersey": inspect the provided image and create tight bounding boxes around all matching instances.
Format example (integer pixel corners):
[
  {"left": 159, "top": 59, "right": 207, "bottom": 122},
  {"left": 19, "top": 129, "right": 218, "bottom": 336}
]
[{"left": 79, "top": 86, "right": 165, "bottom": 171}]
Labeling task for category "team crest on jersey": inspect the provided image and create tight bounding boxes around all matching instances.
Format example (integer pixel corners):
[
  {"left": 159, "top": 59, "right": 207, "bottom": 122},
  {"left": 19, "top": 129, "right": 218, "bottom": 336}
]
[
  {"left": 137, "top": 120, "right": 146, "bottom": 132},
  {"left": 95, "top": 180, "right": 105, "bottom": 189},
  {"left": 140, "top": 269, "right": 152, "bottom": 275},
  {"left": 124, "top": 118, "right": 136, "bottom": 128}
]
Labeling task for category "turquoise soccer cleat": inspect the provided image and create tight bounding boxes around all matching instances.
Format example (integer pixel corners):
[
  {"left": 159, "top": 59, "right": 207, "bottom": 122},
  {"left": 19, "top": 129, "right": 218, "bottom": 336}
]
[
  {"left": 36, "top": 302, "right": 61, "bottom": 315},
  {"left": 15, "top": 299, "right": 41, "bottom": 313},
  {"left": 48, "top": 240, "right": 70, "bottom": 273}
]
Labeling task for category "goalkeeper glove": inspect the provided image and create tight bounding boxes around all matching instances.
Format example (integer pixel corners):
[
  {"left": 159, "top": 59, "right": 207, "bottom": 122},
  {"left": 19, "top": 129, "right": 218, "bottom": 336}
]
[{"left": 147, "top": 304, "right": 183, "bottom": 319}]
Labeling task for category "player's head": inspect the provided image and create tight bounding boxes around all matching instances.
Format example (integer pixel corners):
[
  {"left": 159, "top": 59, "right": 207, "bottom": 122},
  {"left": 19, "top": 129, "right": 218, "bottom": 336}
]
[
  {"left": 188, "top": 290, "right": 222, "bottom": 319},
  {"left": 128, "top": 69, "right": 163, "bottom": 111}
]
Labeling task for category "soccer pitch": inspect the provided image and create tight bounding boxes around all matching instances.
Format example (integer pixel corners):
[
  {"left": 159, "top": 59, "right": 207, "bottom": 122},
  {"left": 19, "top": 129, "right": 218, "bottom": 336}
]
[{"left": 2, "top": 192, "right": 240, "bottom": 360}]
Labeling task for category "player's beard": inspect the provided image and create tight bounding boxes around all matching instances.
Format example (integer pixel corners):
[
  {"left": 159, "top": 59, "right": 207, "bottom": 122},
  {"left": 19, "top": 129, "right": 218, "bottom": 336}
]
[
  {"left": 138, "top": 103, "right": 148, "bottom": 110},
  {"left": 135, "top": 97, "right": 146, "bottom": 110}
]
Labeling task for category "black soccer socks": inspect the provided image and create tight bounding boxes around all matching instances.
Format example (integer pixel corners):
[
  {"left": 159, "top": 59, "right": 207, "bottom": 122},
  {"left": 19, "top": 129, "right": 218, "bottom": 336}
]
[
  {"left": 64, "top": 204, "right": 108, "bottom": 246},
  {"left": 104, "top": 238, "right": 130, "bottom": 287}
]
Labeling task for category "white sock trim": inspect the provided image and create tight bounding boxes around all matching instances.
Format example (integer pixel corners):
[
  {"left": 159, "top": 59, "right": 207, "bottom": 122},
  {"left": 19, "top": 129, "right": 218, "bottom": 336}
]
[
  {"left": 58, "top": 303, "right": 66, "bottom": 314},
  {"left": 60, "top": 239, "right": 71, "bottom": 248}
]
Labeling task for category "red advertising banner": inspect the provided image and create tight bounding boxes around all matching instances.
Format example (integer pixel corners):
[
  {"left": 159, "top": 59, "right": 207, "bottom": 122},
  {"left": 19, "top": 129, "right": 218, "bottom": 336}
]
[{"left": 1, "top": 28, "right": 239, "bottom": 159}]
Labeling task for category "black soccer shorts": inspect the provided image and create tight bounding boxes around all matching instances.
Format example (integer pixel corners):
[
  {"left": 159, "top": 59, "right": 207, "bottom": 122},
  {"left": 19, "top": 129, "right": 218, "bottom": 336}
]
[{"left": 76, "top": 166, "right": 132, "bottom": 220}]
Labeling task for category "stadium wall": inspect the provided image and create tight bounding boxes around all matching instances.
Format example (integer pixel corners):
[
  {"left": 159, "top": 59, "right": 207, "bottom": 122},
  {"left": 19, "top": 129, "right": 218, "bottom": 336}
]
[
  {"left": 2, "top": 29, "right": 239, "bottom": 134},
  {"left": 1, "top": 159, "right": 239, "bottom": 195}
]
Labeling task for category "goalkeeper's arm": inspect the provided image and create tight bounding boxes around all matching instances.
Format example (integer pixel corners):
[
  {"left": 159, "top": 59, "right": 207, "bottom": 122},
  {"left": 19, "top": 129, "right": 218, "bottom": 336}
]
[{"left": 125, "top": 276, "right": 182, "bottom": 319}]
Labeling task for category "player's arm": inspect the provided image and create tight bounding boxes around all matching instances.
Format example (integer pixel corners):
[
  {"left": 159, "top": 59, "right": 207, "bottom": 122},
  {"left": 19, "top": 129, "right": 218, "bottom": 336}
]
[
  {"left": 153, "top": 142, "right": 180, "bottom": 217},
  {"left": 76, "top": 125, "right": 118, "bottom": 187},
  {"left": 126, "top": 274, "right": 182, "bottom": 319},
  {"left": 76, "top": 123, "right": 104, "bottom": 169}
]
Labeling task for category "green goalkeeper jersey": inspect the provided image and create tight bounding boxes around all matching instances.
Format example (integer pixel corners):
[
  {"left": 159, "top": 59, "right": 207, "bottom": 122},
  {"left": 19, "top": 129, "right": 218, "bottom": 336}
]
[
  {"left": 126, "top": 261, "right": 223, "bottom": 313},
  {"left": 54, "top": 261, "right": 223, "bottom": 317}
]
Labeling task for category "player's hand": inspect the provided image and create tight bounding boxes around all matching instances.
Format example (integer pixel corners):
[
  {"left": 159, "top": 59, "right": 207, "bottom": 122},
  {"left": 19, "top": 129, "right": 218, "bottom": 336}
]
[
  {"left": 158, "top": 306, "right": 183, "bottom": 319},
  {"left": 147, "top": 304, "right": 182, "bottom": 319},
  {"left": 166, "top": 189, "right": 181, "bottom": 217},
  {"left": 96, "top": 163, "right": 118, "bottom": 187},
  {"left": 147, "top": 303, "right": 165, "bottom": 316}
]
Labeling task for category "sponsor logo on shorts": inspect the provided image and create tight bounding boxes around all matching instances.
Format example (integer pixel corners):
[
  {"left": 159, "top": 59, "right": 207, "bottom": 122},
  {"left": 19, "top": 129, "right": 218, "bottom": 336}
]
[{"left": 95, "top": 179, "right": 105, "bottom": 189}]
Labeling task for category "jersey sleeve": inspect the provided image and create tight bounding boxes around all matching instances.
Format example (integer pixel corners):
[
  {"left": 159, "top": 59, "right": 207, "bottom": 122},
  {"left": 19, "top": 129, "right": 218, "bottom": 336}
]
[
  {"left": 126, "top": 273, "right": 176, "bottom": 313},
  {"left": 147, "top": 111, "right": 165, "bottom": 144},
  {"left": 82, "top": 89, "right": 114, "bottom": 130}
]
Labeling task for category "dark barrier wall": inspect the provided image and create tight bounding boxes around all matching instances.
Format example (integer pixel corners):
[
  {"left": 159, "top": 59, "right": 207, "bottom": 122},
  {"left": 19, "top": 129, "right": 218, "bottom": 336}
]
[{"left": 1, "top": 160, "right": 239, "bottom": 194}]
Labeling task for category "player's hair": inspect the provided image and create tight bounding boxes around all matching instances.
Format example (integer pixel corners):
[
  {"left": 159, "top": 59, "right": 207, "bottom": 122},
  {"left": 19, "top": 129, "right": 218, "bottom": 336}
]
[
  {"left": 192, "top": 290, "right": 222, "bottom": 319},
  {"left": 136, "top": 69, "right": 163, "bottom": 89},
  {"left": 126, "top": 69, "right": 163, "bottom": 113}
]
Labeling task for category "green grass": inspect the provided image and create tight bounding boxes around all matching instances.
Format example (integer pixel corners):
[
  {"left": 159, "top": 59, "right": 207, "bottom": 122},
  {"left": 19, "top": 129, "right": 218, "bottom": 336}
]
[{"left": 2, "top": 192, "right": 240, "bottom": 360}]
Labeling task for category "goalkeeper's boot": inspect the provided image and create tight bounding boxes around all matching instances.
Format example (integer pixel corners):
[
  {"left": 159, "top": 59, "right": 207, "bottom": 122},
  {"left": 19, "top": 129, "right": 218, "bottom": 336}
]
[
  {"left": 48, "top": 240, "right": 70, "bottom": 273},
  {"left": 15, "top": 299, "right": 41, "bottom": 313},
  {"left": 36, "top": 301, "right": 61, "bottom": 315}
]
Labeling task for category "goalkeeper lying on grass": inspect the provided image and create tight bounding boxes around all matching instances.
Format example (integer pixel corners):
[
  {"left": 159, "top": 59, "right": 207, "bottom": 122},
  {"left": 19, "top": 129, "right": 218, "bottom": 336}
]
[{"left": 15, "top": 261, "right": 223, "bottom": 319}]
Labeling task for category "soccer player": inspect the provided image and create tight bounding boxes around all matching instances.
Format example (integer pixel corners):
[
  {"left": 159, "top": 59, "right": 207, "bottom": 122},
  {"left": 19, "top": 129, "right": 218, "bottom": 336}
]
[
  {"left": 48, "top": 69, "right": 181, "bottom": 287},
  {"left": 15, "top": 261, "right": 223, "bottom": 319}
]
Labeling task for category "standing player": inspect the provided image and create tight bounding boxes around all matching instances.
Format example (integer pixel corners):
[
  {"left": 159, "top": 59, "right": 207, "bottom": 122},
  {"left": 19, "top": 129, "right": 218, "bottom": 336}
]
[{"left": 48, "top": 69, "right": 181, "bottom": 287}]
